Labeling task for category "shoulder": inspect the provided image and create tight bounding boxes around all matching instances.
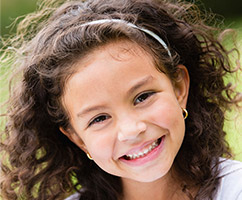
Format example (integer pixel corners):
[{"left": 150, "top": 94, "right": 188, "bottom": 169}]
[
  {"left": 65, "top": 192, "right": 81, "bottom": 200},
  {"left": 214, "top": 158, "right": 242, "bottom": 200}
]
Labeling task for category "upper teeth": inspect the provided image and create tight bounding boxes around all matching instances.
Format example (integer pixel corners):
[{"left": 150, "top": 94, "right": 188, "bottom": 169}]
[{"left": 125, "top": 140, "right": 159, "bottom": 160}]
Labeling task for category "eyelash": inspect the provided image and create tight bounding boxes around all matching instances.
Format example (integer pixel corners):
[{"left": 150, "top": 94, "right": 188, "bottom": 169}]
[
  {"left": 134, "top": 91, "right": 155, "bottom": 105},
  {"left": 88, "top": 114, "right": 110, "bottom": 127},
  {"left": 88, "top": 91, "right": 155, "bottom": 127}
]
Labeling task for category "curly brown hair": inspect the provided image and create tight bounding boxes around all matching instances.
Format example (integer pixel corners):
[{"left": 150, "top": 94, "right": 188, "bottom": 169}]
[{"left": 0, "top": 0, "right": 241, "bottom": 199}]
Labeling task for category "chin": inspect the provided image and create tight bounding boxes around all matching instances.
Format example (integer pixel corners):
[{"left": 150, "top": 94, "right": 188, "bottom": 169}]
[{"left": 133, "top": 169, "right": 170, "bottom": 183}]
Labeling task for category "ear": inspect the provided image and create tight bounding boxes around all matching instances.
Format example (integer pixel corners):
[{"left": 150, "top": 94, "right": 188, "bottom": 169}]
[
  {"left": 173, "top": 65, "right": 190, "bottom": 108},
  {"left": 59, "top": 127, "right": 88, "bottom": 153}
]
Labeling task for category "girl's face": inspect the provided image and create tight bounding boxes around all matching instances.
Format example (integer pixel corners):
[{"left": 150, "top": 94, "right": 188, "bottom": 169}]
[{"left": 61, "top": 40, "right": 189, "bottom": 183}]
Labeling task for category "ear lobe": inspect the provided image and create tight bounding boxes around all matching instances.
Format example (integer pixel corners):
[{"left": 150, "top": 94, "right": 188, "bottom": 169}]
[
  {"left": 59, "top": 127, "right": 88, "bottom": 153},
  {"left": 174, "top": 65, "right": 190, "bottom": 108}
]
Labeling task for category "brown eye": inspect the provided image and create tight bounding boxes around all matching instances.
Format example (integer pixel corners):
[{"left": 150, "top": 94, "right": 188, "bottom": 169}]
[
  {"left": 134, "top": 92, "right": 155, "bottom": 105},
  {"left": 89, "top": 115, "right": 110, "bottom": 127}
]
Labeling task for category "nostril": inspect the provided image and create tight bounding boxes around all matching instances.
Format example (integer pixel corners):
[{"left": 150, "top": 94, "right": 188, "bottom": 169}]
[
  {"left": 137, "top": 122, "right": 147, "bottom": 133},
  {"left": 117, "top": 121, "right": 146, "bottom": 142},
  {"left": 117, "top": 130, "right": 137, "bottom": 142},
  {"left": 117, "top": 131, "right": 125, "bottom": 142}
]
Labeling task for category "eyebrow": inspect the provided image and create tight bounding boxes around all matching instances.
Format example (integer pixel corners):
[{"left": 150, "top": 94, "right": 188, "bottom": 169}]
[
  {"left": 77, "top": 105, "right": 107, "bottom": 118},
  {"left": 127, "top": 75, "right": 154, "bottom": 96},
  {"left": 77, "top": 75, "right": 154, "bottom": 118}
]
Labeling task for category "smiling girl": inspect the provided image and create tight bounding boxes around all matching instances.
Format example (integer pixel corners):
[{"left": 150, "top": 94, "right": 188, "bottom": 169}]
[{"left": 0, "top": 0, "right": 242, "bottom": 200}]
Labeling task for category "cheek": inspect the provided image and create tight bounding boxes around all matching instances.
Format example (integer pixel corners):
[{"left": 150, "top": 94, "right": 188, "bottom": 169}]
[
  {"left": 72, "top": 121, "right": 114, "bottom": 159},
  {"left": 84, "top": 132, "right": 115, "bottom": 159},
  {"left": 147, "top": 95, "right": 183, "bottom": 129}
]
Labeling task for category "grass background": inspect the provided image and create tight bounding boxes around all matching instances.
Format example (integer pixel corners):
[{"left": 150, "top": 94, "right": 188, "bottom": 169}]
[{"left": 222, "top": 18, "right": 242, "bottom": 161}]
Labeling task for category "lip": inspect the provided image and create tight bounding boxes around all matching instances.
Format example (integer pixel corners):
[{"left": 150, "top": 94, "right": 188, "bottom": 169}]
[
  {"left": 123, "top": 139, "right": 157, "bottom": 156},
  {"left": 119, "top": 135, "right": 165, "bottom": 166}
]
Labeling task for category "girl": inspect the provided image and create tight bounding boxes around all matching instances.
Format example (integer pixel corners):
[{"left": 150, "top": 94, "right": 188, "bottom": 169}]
[{"left": 1, "top": 0, "right": 242, "bottom": 199}]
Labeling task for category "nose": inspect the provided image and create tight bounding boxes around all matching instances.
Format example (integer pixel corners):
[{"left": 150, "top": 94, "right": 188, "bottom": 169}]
[{"left": 117, "top": 118, "right": 147, "bottom": 142}]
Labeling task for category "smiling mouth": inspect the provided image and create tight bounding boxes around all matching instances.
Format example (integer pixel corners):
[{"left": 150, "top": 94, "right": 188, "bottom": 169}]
[{"left": 121, "top": 137, "right": 162, "bottom": 160}]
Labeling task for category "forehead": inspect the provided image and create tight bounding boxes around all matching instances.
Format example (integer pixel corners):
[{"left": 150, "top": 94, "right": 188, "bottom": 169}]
[
  {"left": 62, "top": 40, "right": 159, "bottom": 95},
  {"left": 76, "top": 39, "right": 154, "bottom": 69},
  {"left": 68, "top": 40, "right": 159, "bottom": 88}
]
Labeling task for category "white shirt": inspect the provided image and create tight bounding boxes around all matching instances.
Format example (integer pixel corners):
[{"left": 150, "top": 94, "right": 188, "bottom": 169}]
[
  {"left": 65, "top": 159, "right": 242, "bottom": 200},
  {"left": 214, "top": 159, "right": 242, "bottom": 200}
]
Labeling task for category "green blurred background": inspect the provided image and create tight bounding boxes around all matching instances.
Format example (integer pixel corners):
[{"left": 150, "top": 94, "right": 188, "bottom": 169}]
[
  {"left": 0, "top": 0, "right": 241, "bottom": 161},
  {"left": 1, "top": 0, "right": 242, "bottom": 38}
]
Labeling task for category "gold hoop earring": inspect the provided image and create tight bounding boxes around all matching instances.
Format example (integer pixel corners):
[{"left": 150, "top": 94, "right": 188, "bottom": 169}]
[
  {"left": 182, "top": 108, "right": 188, "bottom": 119},
  {"left": 86, "top": 152, "right": 93, "bottom": 160}
]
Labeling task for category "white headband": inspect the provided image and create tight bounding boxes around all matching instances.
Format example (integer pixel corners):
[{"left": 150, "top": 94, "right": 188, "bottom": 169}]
[{"left": 80, "top": 19, "right": 172, "bottom": 59}]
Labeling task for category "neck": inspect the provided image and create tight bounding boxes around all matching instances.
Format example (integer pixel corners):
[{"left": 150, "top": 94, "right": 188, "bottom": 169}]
[{"left": 120, "top": 171, "right": 196, "bottom": 200}]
